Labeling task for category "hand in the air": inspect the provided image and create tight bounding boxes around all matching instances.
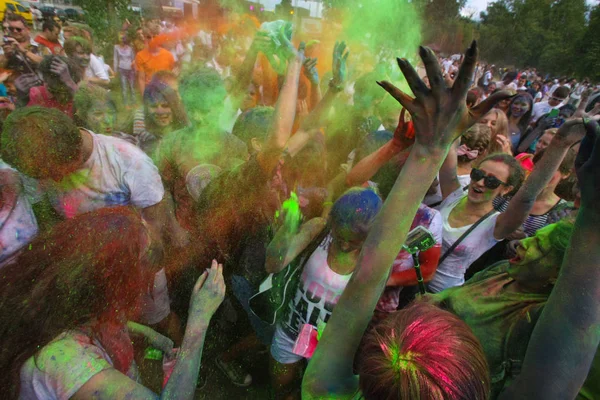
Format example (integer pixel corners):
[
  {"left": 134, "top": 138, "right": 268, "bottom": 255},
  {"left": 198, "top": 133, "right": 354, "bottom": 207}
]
[
  {"left": 331, "top": 41, "right": 349, "bottom": 87},
  {"left": 377, "top": 41, "right": 513, "bottom": 151},
  {"left": 188, "top": 260, "right": 226, "bottom": 324},
  {"left": 574, "top": 118, "right": 600, "bottom": 209},
  {"left": 303, "top": 57, "right": 319, "bottom": 85}
]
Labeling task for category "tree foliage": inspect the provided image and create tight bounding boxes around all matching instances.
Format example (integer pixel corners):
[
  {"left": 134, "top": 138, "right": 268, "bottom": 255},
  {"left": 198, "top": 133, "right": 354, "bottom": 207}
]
[
  {"left": 73, "top": 0, "right": 140, "bottom": 57},
  {"left": 478, "top": 0, "right": 592, "bottom": 78}
]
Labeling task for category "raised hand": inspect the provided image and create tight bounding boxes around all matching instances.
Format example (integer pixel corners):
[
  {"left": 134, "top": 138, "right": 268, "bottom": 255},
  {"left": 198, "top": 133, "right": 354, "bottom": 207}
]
[
  {"left": 50, "top": 58, "right": 74, "bottom": 86},
  {"left": 575, "top": 118, "right": 600, "bottom": 208},
  {"left": 303, "top": 57, "right": 319, "bottom": 85},
  {"left": 188, "top": 260, "right": 226, "bottom": 323},
  {"left": 14, "top": 73, "right": 41, "bottom": 99},
  {"left": 553, "top": 118, "right": 586, "bottom": 147},
  {"left": 331, "top": 41, "right": 348, "bottom": 87},
  {"left": 377, "top": 41, "right": 513, "bottom": 151},
  {"left": 391, "top": 108, "right": 415, "bottom": 149}
]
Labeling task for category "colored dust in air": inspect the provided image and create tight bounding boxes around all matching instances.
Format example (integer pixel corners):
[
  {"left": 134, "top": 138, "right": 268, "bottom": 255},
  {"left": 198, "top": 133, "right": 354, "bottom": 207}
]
[{"left": 282, "top": 191, "right": 302, "bottom": 234}]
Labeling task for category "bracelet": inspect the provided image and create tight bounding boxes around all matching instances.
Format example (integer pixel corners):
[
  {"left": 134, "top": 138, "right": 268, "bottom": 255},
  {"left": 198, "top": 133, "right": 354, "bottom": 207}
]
[{"left": 328, "top": 78, "right": 344, "bottom": 93}]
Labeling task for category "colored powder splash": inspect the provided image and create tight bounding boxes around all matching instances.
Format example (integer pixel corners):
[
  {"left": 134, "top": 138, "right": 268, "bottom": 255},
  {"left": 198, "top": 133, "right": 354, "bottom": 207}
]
[
  {"left": 384, "top": 343, "right": 418, "bottom": 374},
  {"left": 280, "top": 191, "right": 302, "bottom": 234},
  {"left": 339, "top": 0, "right": 421, "bottom": 59}
]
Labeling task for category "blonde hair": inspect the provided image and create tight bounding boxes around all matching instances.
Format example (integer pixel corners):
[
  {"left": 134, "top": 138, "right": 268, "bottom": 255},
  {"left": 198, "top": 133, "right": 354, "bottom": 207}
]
[{"left": 486, "top": 109, "right": 510, "bottom": 155}]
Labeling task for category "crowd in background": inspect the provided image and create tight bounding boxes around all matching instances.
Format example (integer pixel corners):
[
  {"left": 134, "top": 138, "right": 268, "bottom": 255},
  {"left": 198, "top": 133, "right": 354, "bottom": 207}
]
[{"left": 0, "top": 9, "right": 599, "bottom": 400}]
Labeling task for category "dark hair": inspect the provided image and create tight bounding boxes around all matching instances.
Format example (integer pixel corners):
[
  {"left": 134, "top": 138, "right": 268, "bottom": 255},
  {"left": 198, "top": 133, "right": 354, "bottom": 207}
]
[
  {"left": 6, "top": 14, "right": 27, "bottom": 26},
  {"left": 0, "top": 208, "right": 153, "bottom": 397},
  {"left": 329, "top": 187, "right": 382, "bottom": 237},
  {"left": 0, "top": 107, "right": 82, "bottom": 177},
  {"left": 231, "top": 106, "right": 274, "bottom": 149},
  {"left": 64, "top": 36, "right": 92, "bottom": 56},
  {"left": 39, "top": 55, "right": 82, "bottom": 85},
  {"left": 143, "top": 81, "right": 189, "bottom": 133},
  {"left": 42, "top": 19, "right": 60, "bottom": 33},
  {"left": 179, "top": 68, "right": 226, "bottom": 115},
  {"left": 553, "top": 86, "right": 570, "bottom": 99},
  {"left": 359, "top": 301, "right": 490, "bottom": 400},
  {"left": 355, "top": 130, "right": 402, "bottom": 199},
  {"left": 506, "top": 93, "right": 534, "bottom": 134},
  {"left": 476, "top": 153, "right": 525, "bottom": 195},
  {"left": 503, "top": 71, "right": 518, "bottom": 84}
]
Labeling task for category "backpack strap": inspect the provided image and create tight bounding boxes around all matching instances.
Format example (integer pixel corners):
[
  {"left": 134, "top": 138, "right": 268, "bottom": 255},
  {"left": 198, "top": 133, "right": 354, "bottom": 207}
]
[{"left": 438, "top": 208, "right": 496, "bottom": 266}]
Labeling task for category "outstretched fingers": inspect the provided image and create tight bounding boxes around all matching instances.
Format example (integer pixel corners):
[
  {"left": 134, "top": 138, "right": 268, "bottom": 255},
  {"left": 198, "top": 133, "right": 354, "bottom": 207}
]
[
  {"left": 452, "top": 41, "right": 478, "bottom": 101},
  {"left": 419, "top": 46, "right": 445, "bottom": 98},
  {"left": 377, "top": 80, "right": 417, "bottom": 114},
  {"left": 396, "top": 57, "right": 428, "bottom": 99}
]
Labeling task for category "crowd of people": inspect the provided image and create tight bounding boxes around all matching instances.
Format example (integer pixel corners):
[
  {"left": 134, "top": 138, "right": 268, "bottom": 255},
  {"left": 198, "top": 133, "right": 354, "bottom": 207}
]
[{"left": 0, "top": 10, "right": 599, "bottom": 400}]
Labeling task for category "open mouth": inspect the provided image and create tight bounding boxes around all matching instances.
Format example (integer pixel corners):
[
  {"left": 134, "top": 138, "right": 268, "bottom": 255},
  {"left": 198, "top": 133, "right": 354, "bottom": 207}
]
[
  {"left": 509, "top": 254, "right": 522, "bottom": 264},
  {"left": 472, "top": 186, "right": 484, "bottom": 194}
]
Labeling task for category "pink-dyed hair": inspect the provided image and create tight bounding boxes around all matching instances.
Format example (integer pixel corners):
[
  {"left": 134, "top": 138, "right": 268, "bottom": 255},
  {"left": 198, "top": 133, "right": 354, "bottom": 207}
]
[{"left": 358, "top": 301, "right": 490, "bottom": 400}]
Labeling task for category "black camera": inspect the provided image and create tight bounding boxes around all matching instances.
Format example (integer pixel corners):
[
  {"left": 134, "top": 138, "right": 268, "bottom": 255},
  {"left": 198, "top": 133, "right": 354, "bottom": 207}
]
[{"left": 403, "top": 226, "right": 436, "bottom": 254}]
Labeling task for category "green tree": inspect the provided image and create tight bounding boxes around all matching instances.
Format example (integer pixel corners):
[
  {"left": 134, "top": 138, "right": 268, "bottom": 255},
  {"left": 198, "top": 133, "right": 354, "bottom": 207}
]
[
  {"left": 73, "top": 0, "right": 139, "bottom": 57},
  {"left": 577, "top": 5, "right": 600, "bottom": 81}
]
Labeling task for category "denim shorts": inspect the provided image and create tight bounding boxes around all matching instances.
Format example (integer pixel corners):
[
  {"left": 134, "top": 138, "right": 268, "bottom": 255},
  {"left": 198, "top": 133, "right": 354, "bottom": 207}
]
[{"left": 270, "top": 324, "right": 302, "bottom": 364}]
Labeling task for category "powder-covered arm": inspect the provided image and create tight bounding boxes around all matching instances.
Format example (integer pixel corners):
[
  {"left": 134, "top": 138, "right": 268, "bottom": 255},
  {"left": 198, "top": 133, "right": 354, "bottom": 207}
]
[
  {"left": 494, "top": 119, "right": 584, "bottom": 240},
  {"left": 302, "top": 41, "right": 510, "bottom": 398},
  {"left": 72, "top": 261, "right": 225, "bottom": 400},
  {"left": 499, "top": 119, "right": 600, "bottom": 400}
]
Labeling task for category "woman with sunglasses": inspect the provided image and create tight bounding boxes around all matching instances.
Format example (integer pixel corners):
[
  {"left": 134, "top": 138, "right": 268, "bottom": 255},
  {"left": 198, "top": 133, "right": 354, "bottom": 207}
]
[{"left": 432, "top": 118, "right": 584, "bottom": 293}]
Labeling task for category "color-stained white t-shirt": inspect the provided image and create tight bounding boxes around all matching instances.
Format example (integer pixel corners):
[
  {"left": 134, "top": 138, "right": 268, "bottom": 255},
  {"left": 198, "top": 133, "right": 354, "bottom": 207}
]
[
  {"left": 0, "top": 161, "right": 38, "bottom": 267},
  {"left": 428, "top": 188, "right": 501, "bottom": 293},
  {"left": 19, "top": 330, "right": 138, "bottom": 400},
  {"left": 45, "top": 131, "right": 164, "bottom": 218},
  {"left": 283, "top": 235, "right": 352, "bottom": 337}
]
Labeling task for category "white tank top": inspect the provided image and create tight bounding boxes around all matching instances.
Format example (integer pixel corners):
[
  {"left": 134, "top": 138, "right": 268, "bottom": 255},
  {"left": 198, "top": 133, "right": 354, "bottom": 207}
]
[{"left": 282, "top": 235, "right": 353, "bottom": 337}]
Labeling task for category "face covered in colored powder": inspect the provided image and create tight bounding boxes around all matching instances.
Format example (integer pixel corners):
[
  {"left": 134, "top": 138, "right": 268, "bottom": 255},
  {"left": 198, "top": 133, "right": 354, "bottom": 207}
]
[
  {"left": 507, "top": 224, "right": 560, "bottom": 290},
  {"left": 467, "top": 160, "right": 513, "bottom": 204},
  {"left": 330, "top": 223, "right": 367, "bottom": 254},
  {"left": 86, "top": 100, "right": 116, "bottom": 135},
  {"left": 510, "top": 96, "right": 530, "bottom": 119},
  {"left": 147, "top": 97, "right": 174, "bottom": 131}
]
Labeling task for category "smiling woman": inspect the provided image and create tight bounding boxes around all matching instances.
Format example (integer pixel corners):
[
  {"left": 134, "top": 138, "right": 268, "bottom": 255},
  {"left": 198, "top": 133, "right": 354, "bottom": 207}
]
[{"left": 433, "top": 118, "right": 584, "bottom": 293}]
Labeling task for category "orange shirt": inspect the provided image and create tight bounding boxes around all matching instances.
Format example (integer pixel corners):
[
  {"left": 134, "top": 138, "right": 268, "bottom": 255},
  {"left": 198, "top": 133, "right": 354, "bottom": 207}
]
[{"left": 134, "top": 47, "right": 175, "bottom": 84}]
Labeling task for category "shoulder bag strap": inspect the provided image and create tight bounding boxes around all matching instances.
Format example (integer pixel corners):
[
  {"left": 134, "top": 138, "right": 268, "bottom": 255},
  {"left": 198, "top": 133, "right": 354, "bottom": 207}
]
[{"left": 438, "top": 208, "right": 497, "bottom": 266}]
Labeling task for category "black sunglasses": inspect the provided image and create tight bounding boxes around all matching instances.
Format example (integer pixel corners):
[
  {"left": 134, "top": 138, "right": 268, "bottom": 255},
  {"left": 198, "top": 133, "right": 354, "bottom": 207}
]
[
  {"left": 8, "top": 27, "right": 23, "bottom": 33},
  {"left": 470, "top": 168, "right": 507, "bottom": 190}
]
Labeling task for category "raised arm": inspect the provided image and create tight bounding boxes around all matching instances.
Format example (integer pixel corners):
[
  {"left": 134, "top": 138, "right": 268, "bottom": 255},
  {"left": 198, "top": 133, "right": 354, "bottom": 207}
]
[
  {"left": 346, "top": 108, "right": 413, "bottom": 187},
  {"left": 494, "top": 119, "right": 584, "bottom": 239},
  {"left": 265, "top": 217, "right": 327, "bottom": 274},
  {"left": 439, "top": 139, "right": 461, "bottom": 198},
  {"left": 301, "top": 42, "right": 348, "bottom": 131},
  {"left": 303, "top": 57, "right": 322, "bottom": 110},
  {"left": 257, "top": 35, "right": 305, "bottom": 174},
  {"left": 499, "top": 119, "right": 600, "bottom": 400},
  {"left": 302, "top": 42, "right": 510, "bottom": 398},
  {"left": 73, "top": 261, "right": 225, "bottom": 400}
]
